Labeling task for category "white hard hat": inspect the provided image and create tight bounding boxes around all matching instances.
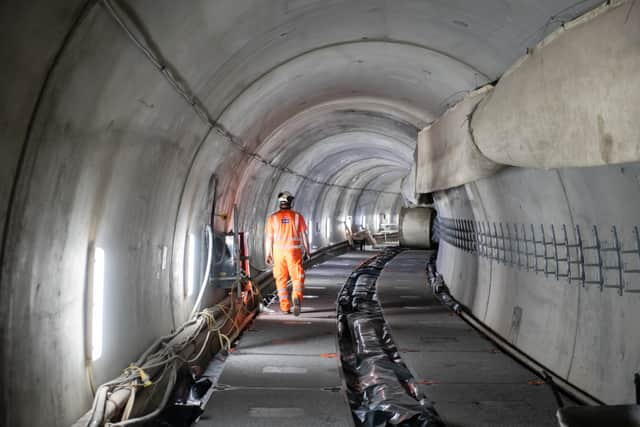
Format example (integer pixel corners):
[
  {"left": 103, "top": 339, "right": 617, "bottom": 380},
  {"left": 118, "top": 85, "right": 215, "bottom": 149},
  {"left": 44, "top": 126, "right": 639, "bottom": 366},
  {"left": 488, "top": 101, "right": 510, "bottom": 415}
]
[{"left": 278, "top": 191, "right": 294, "bottom": 203}]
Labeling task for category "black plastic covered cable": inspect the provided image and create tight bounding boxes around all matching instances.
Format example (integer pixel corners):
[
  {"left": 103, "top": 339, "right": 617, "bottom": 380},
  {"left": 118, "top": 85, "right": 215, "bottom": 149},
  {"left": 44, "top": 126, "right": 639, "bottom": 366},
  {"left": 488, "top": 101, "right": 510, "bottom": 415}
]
[{"left": 337, "top": 248, "right": 445, "bottom": 426}]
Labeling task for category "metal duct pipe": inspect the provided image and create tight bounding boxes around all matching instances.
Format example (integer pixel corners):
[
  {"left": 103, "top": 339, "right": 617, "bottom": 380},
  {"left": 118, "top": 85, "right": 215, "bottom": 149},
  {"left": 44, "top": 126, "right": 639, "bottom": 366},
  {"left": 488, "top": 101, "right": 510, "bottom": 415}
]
[{"left": 398, "top": 207, "right": 435, "bottom": 249}]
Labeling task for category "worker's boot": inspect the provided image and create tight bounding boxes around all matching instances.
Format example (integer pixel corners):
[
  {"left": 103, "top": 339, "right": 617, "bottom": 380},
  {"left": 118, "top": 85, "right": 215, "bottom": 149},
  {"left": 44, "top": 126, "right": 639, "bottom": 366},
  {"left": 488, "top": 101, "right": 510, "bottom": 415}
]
[
  {"left": 292, "top": 294, "right": 301, "bottom": 317},
  {"left": 279, "top": 299, "right": 291, "bottom": 315}
]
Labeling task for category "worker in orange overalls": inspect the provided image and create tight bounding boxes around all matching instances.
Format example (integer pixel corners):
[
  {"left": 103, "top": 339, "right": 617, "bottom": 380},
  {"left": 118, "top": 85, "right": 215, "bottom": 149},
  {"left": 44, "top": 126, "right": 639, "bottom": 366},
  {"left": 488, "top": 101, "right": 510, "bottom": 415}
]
[{"left": 265, "top": 191, "right": 311, "bottom": 316}]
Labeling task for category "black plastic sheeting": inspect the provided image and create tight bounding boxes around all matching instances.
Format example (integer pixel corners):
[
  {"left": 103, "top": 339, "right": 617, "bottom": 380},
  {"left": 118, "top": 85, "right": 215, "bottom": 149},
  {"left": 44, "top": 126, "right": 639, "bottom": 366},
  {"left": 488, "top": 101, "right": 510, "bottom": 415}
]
[
  {"left": 154, "top": 351, "right": 229, "bottom": 426},
  {"left": 337, "top": 248, "right": 445, "bottom": 427}
]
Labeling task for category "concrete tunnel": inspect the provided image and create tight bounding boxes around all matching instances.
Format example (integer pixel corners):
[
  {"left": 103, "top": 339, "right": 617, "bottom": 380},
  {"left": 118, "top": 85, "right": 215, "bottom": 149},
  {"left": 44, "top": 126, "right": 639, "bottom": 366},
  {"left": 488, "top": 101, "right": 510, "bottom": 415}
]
[{"left": 2, "top": 0, "right": 640, "bottom": 426}]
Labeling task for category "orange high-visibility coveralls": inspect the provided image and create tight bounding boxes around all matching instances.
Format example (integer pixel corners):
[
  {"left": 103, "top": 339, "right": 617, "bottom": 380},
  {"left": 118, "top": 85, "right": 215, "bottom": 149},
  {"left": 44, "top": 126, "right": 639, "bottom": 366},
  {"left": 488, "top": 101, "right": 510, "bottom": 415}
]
[{"left": 266, "top": 210, "right": 307, "bottom": 312}]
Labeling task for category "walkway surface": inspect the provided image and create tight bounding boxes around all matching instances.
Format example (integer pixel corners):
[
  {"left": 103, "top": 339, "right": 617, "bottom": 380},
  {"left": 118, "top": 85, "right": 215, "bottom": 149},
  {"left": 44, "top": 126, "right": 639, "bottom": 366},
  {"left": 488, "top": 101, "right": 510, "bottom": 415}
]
[
  {"left": 198, "top": 251, "right": 373, "bottom": 427},
  {"left": 376, "top": 250, "right": 559, "bottom": 427}
]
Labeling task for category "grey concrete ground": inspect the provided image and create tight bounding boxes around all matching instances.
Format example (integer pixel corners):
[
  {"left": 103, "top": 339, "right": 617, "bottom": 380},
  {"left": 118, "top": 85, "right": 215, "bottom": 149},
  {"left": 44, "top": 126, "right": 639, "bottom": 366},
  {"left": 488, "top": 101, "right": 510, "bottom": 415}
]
[
  {"left": 377, "top": 251, "right": 559, "bottom": 427},
  {"left": 198, "top": 251, "right": 373, "bottom": 427}
]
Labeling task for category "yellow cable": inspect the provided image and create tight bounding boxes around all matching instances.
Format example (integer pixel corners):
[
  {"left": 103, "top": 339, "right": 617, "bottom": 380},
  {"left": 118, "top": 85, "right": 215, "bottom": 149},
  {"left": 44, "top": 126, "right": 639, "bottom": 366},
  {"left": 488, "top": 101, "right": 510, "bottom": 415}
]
[{"left": 125, "top": 365, "right": 153, "bottom": 387}]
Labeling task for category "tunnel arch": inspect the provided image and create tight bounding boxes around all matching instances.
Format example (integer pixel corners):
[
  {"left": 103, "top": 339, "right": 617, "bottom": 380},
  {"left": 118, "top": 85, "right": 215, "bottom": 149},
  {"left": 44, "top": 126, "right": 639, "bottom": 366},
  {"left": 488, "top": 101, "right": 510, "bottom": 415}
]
[{"left": 0, "top": 1, "right": 613, "bottom": 426}]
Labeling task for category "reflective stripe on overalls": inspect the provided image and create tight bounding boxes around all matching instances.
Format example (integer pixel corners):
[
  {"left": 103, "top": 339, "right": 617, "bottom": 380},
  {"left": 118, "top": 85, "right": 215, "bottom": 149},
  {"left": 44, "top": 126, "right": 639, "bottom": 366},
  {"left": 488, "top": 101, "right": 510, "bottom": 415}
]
[
  {"left": 269, "top": 211, "right": 305, "bottom": 312},
  {"left": 272, "top": 213, "right": 301, "bottom": 250}
]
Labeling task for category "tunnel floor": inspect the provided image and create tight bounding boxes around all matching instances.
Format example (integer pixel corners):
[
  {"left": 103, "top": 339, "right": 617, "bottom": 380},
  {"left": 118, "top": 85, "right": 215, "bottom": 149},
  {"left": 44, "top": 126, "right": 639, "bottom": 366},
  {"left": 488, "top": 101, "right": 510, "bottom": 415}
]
[
  {"left": 197, "top": 251, "right": 373, "bottom": 426},
  {"left": 196, "top": 250, "right": 559, "bottom": 426},
  {"left": 377, "top": 251, "right": 559, "bottom": 427}
]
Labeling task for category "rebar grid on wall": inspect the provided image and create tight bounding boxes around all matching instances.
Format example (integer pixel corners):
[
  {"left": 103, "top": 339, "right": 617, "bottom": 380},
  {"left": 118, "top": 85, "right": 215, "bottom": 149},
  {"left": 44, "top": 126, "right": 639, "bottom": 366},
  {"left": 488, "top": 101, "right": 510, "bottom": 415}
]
[{"left": 434, "top": 217, "right": 640, "bottom": 295}]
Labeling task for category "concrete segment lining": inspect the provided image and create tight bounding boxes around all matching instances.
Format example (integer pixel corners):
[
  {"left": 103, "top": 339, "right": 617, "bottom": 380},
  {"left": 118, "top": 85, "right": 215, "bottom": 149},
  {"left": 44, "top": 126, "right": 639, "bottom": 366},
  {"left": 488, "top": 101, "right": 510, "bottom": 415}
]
[{"left": 0, "top": 1, "right": 622, "bottom": 425}]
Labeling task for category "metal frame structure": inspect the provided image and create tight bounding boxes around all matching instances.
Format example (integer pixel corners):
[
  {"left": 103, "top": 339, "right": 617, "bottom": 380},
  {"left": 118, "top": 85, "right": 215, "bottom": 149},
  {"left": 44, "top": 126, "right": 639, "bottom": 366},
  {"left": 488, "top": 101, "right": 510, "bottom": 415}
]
[{"left": 435, "top": 217, "right": 640, "bottom": 295}]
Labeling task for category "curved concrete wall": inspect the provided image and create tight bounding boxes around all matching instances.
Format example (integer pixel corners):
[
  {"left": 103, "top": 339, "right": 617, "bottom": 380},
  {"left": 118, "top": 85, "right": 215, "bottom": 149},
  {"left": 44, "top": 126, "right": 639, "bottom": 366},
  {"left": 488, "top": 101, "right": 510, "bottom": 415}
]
[
  {"left": 435, "top": 163, "right": 640, "bottom": 404},
  {"left": 473, "top": 0, "right": 640, "bottom": 169},
  {"left": 0, "top": 1, "right": 606, "bottom": 426}
]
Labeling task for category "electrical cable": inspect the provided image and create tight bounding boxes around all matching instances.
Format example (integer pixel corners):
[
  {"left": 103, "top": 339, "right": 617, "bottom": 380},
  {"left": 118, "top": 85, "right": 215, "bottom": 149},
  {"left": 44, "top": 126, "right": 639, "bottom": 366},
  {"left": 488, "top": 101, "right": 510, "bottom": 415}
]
[
  {"left": 86, "top": 385, "right": 109, "bottom": 427},
  {"left": 517, "top": 0, "right": 603, "bottom": 51},
  {"left": 84, "top": 311, "right": 213, "bottom": 426},
  {"left": 186, "top": 330, "right": 212, "bottom": 364},
  {"left": 107, "top": 367, "right": 178, "bottom": 427},
  {"left": 80, "top": 225, "right": 303, "bottom": 426},
  {"left": 190, "top": 225, "right": 213, "bottom": 319},
  {"left": 120, "top": 386, "right": 136, "bottom": 421},
  {"left": 86, "top": 362, "right": 97, "bottom": 397}
]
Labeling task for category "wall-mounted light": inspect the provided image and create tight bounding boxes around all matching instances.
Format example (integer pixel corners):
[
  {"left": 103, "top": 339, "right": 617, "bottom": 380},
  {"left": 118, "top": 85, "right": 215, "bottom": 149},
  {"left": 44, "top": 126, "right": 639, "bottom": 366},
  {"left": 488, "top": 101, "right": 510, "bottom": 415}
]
[
  {"left": 361, "top": 215, "right": 367, "bottom": 229},
  {"left": 160, "top": 245, "right": 168, "bottom": 271},
  {"left": 91, "top": 247, "right": 105, "bottom": 361},
  {"left": 325, "top": 217, "right": 331, "bottom": 240},
  {"left": 186, "top": 233, "right": 196, "bottom": 297},
  {"left": 308, "top": 219, "right": 313, "bottom": 246}
]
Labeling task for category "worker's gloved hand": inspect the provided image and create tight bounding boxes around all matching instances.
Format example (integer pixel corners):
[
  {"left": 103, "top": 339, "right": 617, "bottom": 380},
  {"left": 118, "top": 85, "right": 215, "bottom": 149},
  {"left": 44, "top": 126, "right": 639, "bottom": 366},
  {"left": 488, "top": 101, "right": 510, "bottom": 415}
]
[
  {"left": 304, "top": 253, "right": 311, "bottom": 261},
  {"left": 265, "top": 254, "right": 273, "bottom": 265}
]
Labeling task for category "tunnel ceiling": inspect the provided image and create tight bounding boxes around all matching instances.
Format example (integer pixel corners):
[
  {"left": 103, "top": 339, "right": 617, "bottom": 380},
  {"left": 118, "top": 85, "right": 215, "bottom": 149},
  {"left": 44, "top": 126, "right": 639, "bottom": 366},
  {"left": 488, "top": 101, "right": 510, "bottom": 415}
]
[
  {"left": 2, "top": 0, "right": 606, "bottom": 245},
  {"left": 114, "top": 0, "right": 603, "bottom": 205}
]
